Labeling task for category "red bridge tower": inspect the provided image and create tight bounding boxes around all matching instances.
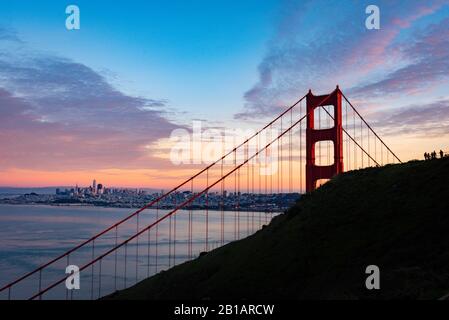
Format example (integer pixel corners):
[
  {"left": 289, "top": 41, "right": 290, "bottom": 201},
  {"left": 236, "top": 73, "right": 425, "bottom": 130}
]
[{"left": 306, "top": 86, "right": 344, "bottom": 192}]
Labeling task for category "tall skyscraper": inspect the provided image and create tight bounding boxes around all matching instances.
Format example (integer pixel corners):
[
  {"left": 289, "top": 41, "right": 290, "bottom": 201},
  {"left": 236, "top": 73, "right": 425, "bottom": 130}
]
[{"left": 97, "top": 184, "right": 104, "bottom": 195}]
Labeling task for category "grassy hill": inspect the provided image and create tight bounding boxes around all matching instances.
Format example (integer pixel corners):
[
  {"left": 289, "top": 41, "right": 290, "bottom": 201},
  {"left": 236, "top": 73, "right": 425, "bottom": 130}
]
[{"left": 107, "top": 158, "right": 449, "bottom": 300}]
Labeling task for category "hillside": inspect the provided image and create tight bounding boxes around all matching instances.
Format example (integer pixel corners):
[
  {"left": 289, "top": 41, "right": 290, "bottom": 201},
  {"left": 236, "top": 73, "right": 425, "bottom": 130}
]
[{"left": 107, "top": 158, "right": 449, "bottom": 300}]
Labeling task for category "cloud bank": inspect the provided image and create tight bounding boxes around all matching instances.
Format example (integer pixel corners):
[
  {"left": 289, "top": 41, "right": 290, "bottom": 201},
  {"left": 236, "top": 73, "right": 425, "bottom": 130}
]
[
  {"left": 0, "top": 40, "right": 181, "bottom": 172},
  {"left": 236, "top": 0, "right": 449, "bottom": 119}
]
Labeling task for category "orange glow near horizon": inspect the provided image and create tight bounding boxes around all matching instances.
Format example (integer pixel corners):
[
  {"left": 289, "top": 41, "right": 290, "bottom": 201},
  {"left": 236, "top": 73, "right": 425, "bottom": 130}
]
[
  {"left": 0, "top": 168, "right": 186, "bottom": 189},
  {"left": 0, "top": 134, "right": 446, "bottom": 190}
]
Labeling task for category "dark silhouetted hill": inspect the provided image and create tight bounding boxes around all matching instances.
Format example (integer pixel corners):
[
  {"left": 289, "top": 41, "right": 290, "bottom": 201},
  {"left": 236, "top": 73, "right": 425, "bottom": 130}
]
[{"left": 107, "top": 158, "right": 449, "bottom": 300}]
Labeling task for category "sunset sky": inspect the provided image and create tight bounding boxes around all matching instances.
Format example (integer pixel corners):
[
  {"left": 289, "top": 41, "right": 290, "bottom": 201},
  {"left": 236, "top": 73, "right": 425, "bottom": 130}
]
[{"left": 0, "top": 0, "right": 449, "bottom": 188}]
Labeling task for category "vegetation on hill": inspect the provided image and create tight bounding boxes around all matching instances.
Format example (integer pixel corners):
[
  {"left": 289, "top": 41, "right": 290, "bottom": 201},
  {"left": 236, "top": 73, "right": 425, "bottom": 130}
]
[{"left": 107, "top": 158, "right": 449, "bottom": 299}]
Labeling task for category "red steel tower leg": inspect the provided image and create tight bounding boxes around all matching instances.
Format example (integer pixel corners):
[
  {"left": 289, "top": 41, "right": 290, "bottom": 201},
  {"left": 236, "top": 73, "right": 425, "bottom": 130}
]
[{"left": 306, "top": 86, "right": 344, "bottom": 192}]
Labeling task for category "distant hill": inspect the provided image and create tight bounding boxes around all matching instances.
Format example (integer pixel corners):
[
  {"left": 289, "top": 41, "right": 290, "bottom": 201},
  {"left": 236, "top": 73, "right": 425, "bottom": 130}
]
[
  {"left": 0, "top": 186, "right": 160, "bottom": 196},
  {"left": 0, "top": 187, "right": 61, "bottom": 196},
  {"left": 107, "top": 158, "right": 449, "bottom": 300}
]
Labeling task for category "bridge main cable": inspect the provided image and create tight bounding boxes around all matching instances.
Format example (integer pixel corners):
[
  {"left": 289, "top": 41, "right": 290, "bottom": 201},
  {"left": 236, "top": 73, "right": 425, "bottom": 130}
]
[
  {"left": 29, "top": 91, "right": 335, "bottom": 300},
  {"left": 319, "top": 105, "right": 380, "bottom": 166},
  {"left": 341, "top": 92, "right": 402, "bottom": 164},
  {"left": 30, "top": 109, "right": 311, "bottom": 300},
  {"left": 0, "top": 94, "right": 307, "bottom": 295}
]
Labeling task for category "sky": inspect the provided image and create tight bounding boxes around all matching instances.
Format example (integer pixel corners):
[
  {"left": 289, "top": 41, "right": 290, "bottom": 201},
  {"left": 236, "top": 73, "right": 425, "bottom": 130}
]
[{"left": 0, "top": 0, "right": 449, "bottom": 188}]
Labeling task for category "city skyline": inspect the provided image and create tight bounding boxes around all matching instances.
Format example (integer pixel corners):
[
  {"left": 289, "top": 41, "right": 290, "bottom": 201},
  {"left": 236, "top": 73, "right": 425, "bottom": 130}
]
[{"left": 1, "top": 0, "right": 449, "bottom": 188}]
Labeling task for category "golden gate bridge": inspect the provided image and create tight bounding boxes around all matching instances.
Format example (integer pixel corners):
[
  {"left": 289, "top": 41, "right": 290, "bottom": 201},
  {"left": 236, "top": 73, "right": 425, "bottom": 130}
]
[{"left": 0, "top": 86, "right": 401, "bottom": 300}]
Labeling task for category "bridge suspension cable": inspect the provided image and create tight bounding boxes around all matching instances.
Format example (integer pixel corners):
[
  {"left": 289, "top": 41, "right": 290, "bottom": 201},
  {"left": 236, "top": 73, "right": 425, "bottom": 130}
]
[
  {"left": 29, "top": 108, "right": 312, "bottom": 300},
  {"left": 341, "top": 92, "right": 402, "bottom": 164},
  {"left": 0, "top": 88, "right": 401, "bottom": 300}
]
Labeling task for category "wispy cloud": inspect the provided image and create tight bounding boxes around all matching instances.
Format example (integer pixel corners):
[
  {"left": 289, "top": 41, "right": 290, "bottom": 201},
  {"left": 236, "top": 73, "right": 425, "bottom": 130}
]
[
  {"left": 371, "top": 99, "right": 449, "bottom": 137},
  {"left": 0, "top": 26, "right": 22, "bottom": 43},
  {"left": 236, "top": 0, "right": 449, "bottom": 119},
  {"left": 0, "top": 44, "right": 183, "bottom": 172},
  {"left": 350, "top": 16, "right": 449, "bottom": 97}
]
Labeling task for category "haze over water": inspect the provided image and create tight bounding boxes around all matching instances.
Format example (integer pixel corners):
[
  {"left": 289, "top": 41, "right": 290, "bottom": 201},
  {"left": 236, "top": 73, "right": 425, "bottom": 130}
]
[{"left": 0, "top": 204, "right": 272, "bottom": 300}]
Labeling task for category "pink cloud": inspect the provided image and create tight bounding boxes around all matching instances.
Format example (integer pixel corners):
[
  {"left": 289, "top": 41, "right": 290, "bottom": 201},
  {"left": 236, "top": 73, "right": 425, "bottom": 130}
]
[
  {"left": 350, "top": 17, "right": 449, "bottom": 98},
  {"left": 344, "top": 1, "right": 446, "bottom": 77},
  {"left": 237, "top": 0, "right": 449, "bottom": 120},
  {"left": 0, "top": 55, "right": 184, "bottom": 173}
]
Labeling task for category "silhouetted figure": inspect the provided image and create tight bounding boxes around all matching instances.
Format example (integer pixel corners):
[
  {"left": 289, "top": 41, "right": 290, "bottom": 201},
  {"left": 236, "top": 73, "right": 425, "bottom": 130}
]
[
  {"left": 431, "top": 151, "right": 437, "bottom": 160},
  {"left": 440, "top": 150, "right": 444, "bottom": 158},
  {"left": 424, "top": 152, "right": 429, "bottom": 160}
]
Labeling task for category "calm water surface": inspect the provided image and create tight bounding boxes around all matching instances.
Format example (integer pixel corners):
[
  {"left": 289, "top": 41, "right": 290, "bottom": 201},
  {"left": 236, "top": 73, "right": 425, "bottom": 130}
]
[{"left": 0, "top": 204, "right": 272, "bottom": 299}]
